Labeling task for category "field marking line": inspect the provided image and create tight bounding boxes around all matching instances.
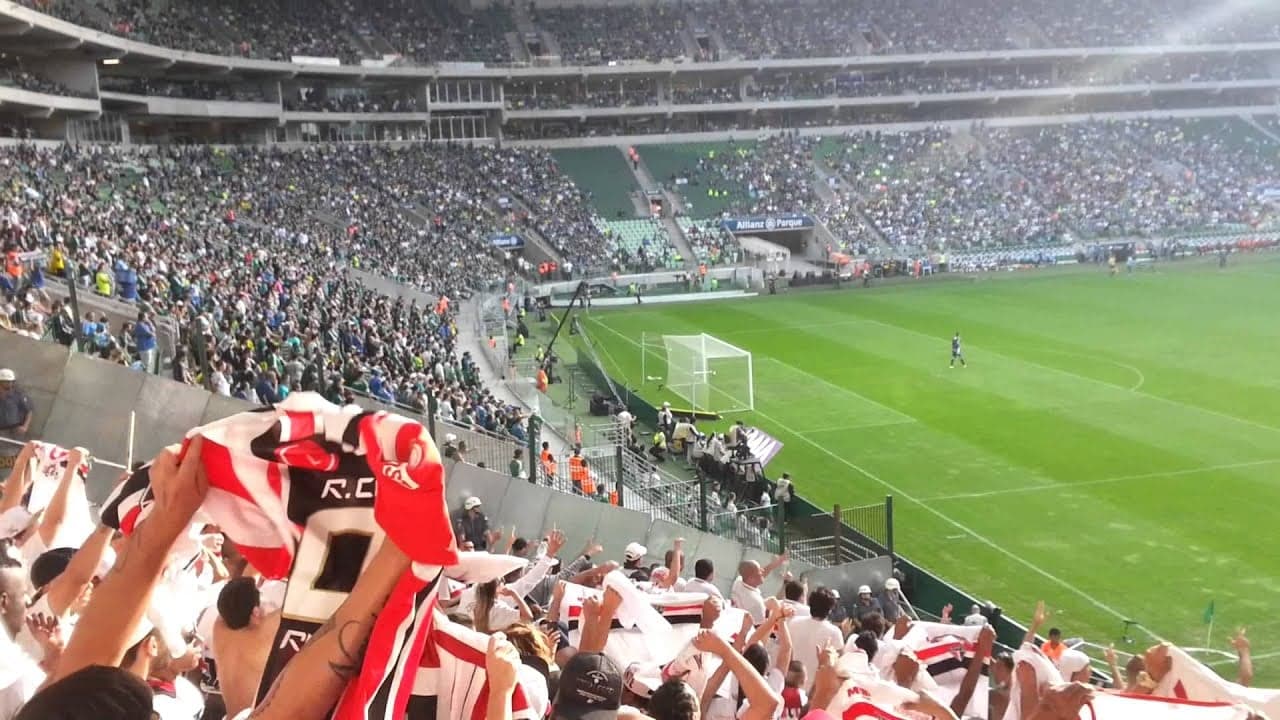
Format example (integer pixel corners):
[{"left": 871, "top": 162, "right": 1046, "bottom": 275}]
[
  {"left": 756, "top": 355, "right": 917, "bottom": 425},
  {"left": 1208, "top": 648, "right": 1280, "bottom": 666},
  {"left": 593, "top": 321, "right": 1153, "bottom": 634},
  {"left": 1031, "top": 348, "right": 1146, "bottom": 392},
  {"left": 795, "top": 418, "right": 919, "bottom": 435},
  {"left": 919, "top": 457, "right": 1280, "bottom": 503},
  {"left": 800, "top": 312, "right": 1280, "bottom": 437}
]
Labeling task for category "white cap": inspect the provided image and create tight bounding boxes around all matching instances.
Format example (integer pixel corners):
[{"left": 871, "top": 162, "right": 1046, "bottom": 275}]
[
  {"left": 463, "top": 496, "right": 482, "bottom": 510},
  {"left": 0, "top": 369, "right": 14, "bottom": 382},
  {"left": 0, "top": 507, "right": 33, "bottom": 540},
  {"left": 662, "top": 401, "right": 671, "bottom": 408},
  {"left": 1057, "top": 648, "right": 1091, "bottom": 675},
  {"left": 445, "top": 433, "right": 458, "bottom": 443},
  {"left": 884, "top": 578, "right": 900, "bottom": 591},
  {"left": 857, "top": 585, "right": 872, "bottom": 595},
  {"left": 624, "top": 542, "right": 647, "bottom": 562}
]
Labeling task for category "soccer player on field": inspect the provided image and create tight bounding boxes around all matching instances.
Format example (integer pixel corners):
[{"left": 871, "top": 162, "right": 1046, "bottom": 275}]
[{"left": 950, "top": 332, "right": 966, "bottom": 368}]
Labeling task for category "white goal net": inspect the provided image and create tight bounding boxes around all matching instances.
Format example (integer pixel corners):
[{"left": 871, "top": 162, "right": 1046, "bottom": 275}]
[{"left": 660, "top": 334, "right": 754, "bottom": 413}]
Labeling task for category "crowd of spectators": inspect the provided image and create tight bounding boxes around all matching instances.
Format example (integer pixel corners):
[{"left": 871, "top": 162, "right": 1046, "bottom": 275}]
[
  {"left": 0, "top": 142, "right": 650, "bottom": 422},
  {"left": 355, "top": 0, "right": 514, "bottom": 65},
  {"left": 13, "top": 0, "right": 1280, "bottom": 66},
  {"left": 535, "top": 4, "right": 688, "bottom": 65},
  {"left": 97, "top": 77, "right": 266, "bottom": 102},
  {"left": 661, "top": 135, "right": 824, "bottom": 217},
  {"left": 0, "top": 425, "right": 1268, "bottom": 720}
]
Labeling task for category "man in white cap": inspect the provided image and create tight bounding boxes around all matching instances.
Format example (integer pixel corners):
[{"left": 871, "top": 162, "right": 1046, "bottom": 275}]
[
  {"left": 877, "top": 578, "right": 903, "bottom": 622},
  {"left": 0, "top": 369, "right": 32, "bottom": 470},
  {"left": 656, "top": 402, "right": 674, "bottom": 437},
  {"left": 622, "top": 542, "right": 648, "bottom": 581},
  {"left": 851, "top": 584, "right": 883, "bottom": 623},
  {"left": 454, "top": 496, "right": 490, "bottom": 550}
]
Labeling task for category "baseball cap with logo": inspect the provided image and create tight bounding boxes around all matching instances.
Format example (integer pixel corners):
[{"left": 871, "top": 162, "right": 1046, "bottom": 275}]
[
  {"left": 553, "top": 652, "right": 622, "bottom": 720},
  {"left": 463, "top": 496, "right": 482, "bottom": 510},
  {"left": 0, "top": 369, "right": 14, "bottom": 382}
]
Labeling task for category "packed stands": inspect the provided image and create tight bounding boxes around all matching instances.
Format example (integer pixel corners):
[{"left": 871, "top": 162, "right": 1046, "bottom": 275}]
[
  {"left": 13, "top": 0, "right": 1280, "bottom": 67},
  {"left": 535, "top": 4, "right": 687, "bottom": 65},
  {"left": 642, "top": 136, "right": 824, "bottom": 218}
]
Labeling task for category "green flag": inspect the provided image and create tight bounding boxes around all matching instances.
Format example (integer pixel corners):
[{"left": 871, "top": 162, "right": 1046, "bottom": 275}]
[{"left": 1203, "top": 600, "right": 1215, "bottom": 625}]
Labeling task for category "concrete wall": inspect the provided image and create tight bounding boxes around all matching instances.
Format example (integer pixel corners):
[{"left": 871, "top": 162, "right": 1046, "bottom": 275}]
[
  {"left": 445, "top": 460, "right": 892, "bottom": 598},
  {"left": 0, "top": 331, "right": 256, "bottom": 495}
]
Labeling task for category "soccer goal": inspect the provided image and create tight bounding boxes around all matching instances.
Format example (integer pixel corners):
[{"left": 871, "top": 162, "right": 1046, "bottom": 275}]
[{"left": 655, "top": 334, "right": 754, "bottom": 413}]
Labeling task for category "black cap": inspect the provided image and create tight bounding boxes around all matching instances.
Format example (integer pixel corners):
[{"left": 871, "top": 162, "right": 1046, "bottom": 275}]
[
  {"left": 553, "top": 652, "right": 621, "bottom": 720},
  {"left": 31, "top": 547, "right": 75, "bottom": 589}
]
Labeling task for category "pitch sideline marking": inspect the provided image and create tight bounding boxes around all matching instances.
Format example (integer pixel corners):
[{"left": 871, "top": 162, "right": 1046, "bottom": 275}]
[
  {"left": 919, "top": 457, "right": 1280, "bottom": 503},
  {"left": 590, "top": 318, "right": 1153, "bottom": 635}
]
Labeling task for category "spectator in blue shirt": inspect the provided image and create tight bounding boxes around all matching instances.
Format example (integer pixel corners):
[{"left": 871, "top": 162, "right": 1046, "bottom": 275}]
[
  {"left": 135, "top": 312, "right": 158, "bottom": 374},
  {"left": 114, "top": 260, "right": 138, "bottom": 301}
]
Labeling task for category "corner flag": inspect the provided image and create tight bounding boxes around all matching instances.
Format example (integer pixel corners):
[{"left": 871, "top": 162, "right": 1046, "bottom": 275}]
[{"left": 1203, "top": 601, "right": 1216, "bottom": 625}]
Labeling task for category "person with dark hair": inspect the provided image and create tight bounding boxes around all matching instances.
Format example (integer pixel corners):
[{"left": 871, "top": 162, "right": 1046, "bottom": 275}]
[
  {"left": 649, "top": 677, "right": 700, "bottom": 720},
  {"left": 14, "top": 665, "right": 154, "bottom": 720},
  {"left": 852, "top": 630, "right": 878, "bottom": 661},
  {"left": 683, "top": 558, "right": 721, "bottom": 600},
  {"left": 212, "top": 578, "right": 279, "bottom": 719},
  {"left": 786, "top": 587, "right": 842, "bottom": 680}
]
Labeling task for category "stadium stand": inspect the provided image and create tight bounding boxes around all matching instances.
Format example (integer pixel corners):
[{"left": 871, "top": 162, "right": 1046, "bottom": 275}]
[
  {"left": 534, "top": 4, "right": 687, "bottom": 64},
  {"left": 593, "top": 217, "right": 680, "bottom": 271},
  {"left": 550, "top": 147, "right": 643, "bottom": 220}
]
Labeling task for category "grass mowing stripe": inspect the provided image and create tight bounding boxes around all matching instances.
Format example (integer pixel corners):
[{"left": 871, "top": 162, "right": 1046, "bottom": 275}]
[
  {"left": 838, "top": 310, "right": 1280, "bottom": 437},
  {"left": 589, "top": 315, "right": 1154, "bottom": 636},
  {"left": 919, "top": 457, "right": 1280, "bottom": 502}
]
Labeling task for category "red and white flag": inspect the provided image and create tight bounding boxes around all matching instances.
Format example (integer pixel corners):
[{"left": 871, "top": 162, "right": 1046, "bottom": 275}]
[
  {"left": 1153, "top": 645, "right": 1280, "bottom": 718},
  {"left": 101, "top": 393, "right": 459, "bottom": 720}
]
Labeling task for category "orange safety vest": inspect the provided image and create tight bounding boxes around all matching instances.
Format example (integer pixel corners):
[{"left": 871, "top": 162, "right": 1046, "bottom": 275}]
[
  {"left": 536, "top": 368, "right": 548, "bottom": 393},
  {"left": 540, "top": 450, "right": 555, "bottom": 477},
  {"left": 608, "top": 490, "right": 618, "bottom": 506},
  {"left": 569, "top": 456, "right": 593, "bottom": 494}
]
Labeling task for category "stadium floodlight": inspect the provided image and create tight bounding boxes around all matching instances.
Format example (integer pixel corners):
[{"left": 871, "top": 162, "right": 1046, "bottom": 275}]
[{"left": 660, "top": 334, "right": 754, "bottom": 414}]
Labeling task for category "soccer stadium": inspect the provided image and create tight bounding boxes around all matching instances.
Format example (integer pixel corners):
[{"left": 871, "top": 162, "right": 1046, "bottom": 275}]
[{"left": 0, "top": 0, "right": 1278, "bottom": 718}]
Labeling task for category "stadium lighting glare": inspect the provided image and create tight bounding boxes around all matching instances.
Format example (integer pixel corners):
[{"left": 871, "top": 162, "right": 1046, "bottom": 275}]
[{"left": 102, "top": 58, "right": 121, "bottom": 65}]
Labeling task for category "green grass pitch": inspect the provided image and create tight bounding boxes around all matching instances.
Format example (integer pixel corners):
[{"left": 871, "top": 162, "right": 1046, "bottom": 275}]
[{"left": 581, "top": 257, "right": 1280, "bottom": 677}]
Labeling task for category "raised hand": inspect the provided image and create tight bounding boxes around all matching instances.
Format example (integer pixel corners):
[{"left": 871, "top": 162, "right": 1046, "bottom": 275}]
[
  {"left": 1232, "top": 627, "right": 1250, "bottom": 652},
  {"left": 486, "top": 632, "right": 522, "bottom": 694},
  {"left": 1032, "top": 600, "right": 1050, "bottom": 627},
  {"left": 546, "top": 526, "right": 566, "bottom": 557},
  {"left": 692, "top": 629, "right": 731, "bottom": 656},
  {"left": 485, "top": 527, "right": 504, "bottom": 550},
  {"left": 700, "top": 595, "right": 723, "bottom": 629}
]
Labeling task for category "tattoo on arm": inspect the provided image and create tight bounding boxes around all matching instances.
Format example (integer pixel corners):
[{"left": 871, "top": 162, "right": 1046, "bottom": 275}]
[{"left": 328, "top": 617, "right": 372, "bottom": 680}]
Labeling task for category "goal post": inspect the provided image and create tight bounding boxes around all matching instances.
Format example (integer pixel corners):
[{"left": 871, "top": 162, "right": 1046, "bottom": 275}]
[{"left": 660, "top": 334, "right": 754, "bottom": 413}]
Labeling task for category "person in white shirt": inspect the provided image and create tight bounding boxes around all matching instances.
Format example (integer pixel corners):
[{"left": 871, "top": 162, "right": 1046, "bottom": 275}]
[
  {"left": 682, "top": 559, "right": 723, "bottom": 600},
  {"left": 730, "top": 553, "right": 786, "bottom": 623},
  {"left": 0, "top": 560, "right": 43, "bottom": 720},
  {"left": 963, "top": 604, "right": 987, "bottom": 626},
  {"left": 785, "top": 587, "right": 843, "bottom": 681}
]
